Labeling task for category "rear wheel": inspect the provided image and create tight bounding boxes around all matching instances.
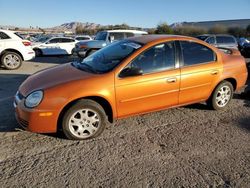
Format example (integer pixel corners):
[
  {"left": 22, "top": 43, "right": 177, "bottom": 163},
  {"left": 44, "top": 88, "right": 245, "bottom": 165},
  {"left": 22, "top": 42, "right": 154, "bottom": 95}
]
[
  {"left": 62, "top": 100, "right": 107, "bottom": 140},
  {"left": 208, "top": 81, "right": 234, "bottom": 110},
  {"left": 1, "top": 52, "right": 22, "bottom": 70}
]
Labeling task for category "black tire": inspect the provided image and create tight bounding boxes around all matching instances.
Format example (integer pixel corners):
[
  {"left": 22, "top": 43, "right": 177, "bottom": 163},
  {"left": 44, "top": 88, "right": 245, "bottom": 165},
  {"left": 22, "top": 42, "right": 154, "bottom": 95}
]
[
  {"left": 1, "top": 52, "right": 22, "bottom": 70},
  {"left": 34, "top": 48, "right": 43, "bottom": 57},
  {"left": 208, "top": 81, "right": 234, "bottom": 110},
  {"left": 86, "top": 49, "right": 97, "bottom": 57},
  {"left": 62, "top": 99, "right": 108, "bottom": 140}
]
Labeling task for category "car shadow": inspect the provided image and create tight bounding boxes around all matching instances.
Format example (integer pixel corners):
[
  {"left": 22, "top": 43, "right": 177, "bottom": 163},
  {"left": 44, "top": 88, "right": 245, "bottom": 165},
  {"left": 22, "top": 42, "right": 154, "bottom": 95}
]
[
  {"left": 0, "top": 74, "right": 29, "bottom": 132},
  {"left": 184, "top": 103, "right": 212, "bottom": 110},
  {"left": 237, "top": 117, "right": 250, "bottom": 132},
  {"left": 29, "top": 55, "right": 80, "bottom": 64}
]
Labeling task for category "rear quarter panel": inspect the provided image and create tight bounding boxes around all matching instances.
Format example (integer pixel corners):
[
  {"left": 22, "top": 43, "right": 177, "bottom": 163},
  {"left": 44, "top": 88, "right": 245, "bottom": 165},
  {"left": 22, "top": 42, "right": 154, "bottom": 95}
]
[{"left": 221, "top": 53, "right": 248, "bottom": 91}]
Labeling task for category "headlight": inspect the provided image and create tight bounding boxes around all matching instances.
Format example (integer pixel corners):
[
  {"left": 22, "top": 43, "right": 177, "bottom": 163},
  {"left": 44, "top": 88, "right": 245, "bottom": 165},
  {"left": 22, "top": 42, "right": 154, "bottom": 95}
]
[{"left": 25, "top": 90, "right": 43, "bottom": 108}]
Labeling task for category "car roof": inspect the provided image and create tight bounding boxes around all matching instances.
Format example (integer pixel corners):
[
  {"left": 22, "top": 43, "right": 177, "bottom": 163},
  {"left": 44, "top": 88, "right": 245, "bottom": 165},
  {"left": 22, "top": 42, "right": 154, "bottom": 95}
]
[
  {"left": 106, "top": 30, "right": 148, "bottom": 34},
  {"left": 128, "top": 34, "right": 195, "bottom": 44},
  {"left": 0, "top": 29, "right": 15, "bottom": 33},
  {"left": 49, "top": 36, "right": 74, "bottom": 40},
  {"left": 198, "top": 34, "right": 235, "bottom": 37}
]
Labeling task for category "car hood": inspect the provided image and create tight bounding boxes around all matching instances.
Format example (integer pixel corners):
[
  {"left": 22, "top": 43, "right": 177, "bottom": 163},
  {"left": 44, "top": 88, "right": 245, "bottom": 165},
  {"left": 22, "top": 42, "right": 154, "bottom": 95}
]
[
  {"left": 19, "top": 63, "right": 93, "bottom": 96},
  {"left": 76, "top": 40, "right": 108, "bottom": 49}
]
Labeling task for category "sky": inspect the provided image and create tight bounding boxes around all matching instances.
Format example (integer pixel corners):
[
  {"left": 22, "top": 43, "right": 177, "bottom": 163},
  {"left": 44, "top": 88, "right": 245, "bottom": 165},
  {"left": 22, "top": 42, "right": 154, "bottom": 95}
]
[{"left": 0, "top": 0, "right": 249, "bottom": 28}]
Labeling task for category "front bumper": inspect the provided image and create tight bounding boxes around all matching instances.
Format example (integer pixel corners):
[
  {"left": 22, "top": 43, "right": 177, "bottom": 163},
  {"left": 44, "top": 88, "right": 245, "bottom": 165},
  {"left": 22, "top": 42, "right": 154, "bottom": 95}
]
[{"left": 14, "top": 92, "right": 58, "bottom": 133}]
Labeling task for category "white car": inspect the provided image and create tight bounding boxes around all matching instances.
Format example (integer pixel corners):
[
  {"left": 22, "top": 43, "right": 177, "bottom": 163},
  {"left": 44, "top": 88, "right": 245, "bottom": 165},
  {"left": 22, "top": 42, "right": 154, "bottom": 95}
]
[
  {"left": 0, "top": 29, "right": 35, "bottom": 70},
  {"left": 32, "top": 37, "right": 77, "bottom": 56},
  {"left": 75, "top": 35, "right": 92, "bottom": 41}
]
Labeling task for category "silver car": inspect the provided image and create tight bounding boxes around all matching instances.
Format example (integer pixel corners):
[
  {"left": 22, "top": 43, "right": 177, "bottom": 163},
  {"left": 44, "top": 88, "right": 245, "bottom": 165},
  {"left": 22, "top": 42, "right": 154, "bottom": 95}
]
[{"left": 197, "top": 34, "right": 238, "bottom": 49}]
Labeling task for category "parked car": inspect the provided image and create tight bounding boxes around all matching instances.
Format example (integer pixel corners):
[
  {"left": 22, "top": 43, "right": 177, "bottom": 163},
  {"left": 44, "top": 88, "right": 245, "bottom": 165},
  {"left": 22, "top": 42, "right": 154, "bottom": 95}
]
[
  {"left": 238, "top": 37, "right": 250, "bottom": 57},
  {"left": 75, "top": 30, "right": 148, "bottom": 58},
  {"left": 0, "top": 29, "right": 35, "bottom": 70},
  {"left": 32, "top": 37, "right": 77, "bottom": 56},
  {"left": 14, "top": 35, "right": 248, "bottom": 140},
  {"left": 196, "top": 34, "right": 238, "bottom": 49},
  {"left": 75, "top": 35, "right": 92, "bottom": 41}
]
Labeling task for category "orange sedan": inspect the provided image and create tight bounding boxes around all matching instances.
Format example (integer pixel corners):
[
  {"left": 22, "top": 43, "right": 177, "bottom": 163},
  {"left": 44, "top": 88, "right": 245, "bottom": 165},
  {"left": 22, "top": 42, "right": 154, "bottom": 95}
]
[{"left": 14, "top": 35, "right": 248, "bottom": 140}]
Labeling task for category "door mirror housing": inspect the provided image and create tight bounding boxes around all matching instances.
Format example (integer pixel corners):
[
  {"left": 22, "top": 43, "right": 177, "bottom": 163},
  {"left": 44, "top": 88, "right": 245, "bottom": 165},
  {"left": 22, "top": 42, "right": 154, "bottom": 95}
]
[{"left": 119, "top": 67, "right": 143, "bottom": 78}]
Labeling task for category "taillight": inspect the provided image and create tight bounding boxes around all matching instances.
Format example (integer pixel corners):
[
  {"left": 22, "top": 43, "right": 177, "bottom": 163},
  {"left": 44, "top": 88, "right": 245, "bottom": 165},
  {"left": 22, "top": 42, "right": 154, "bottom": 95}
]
[
  {"left": 79, "top": 45, "right": 87, "bottom": 49},
  {"left": 22, "top": 41, "right": 31, "bottom": 46}
]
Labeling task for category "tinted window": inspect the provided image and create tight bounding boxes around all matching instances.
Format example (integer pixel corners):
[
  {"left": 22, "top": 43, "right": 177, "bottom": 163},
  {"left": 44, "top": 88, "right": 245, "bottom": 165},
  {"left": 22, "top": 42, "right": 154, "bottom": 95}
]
[
  {"left": 48, "top": 38, "right": 60, "bottom": 43},
  {"left": 180, "top": 41, "right": 216, "bottom": 66},
  {"left": 206, "top": 37, "right": 215, "bottom": 44},
  {"left": 125, "top": 32, "right": 134, "bottom": 38},
  {"left": 216, "top": 36, "right": 235, "bottom": 44},
  {"left": 109, "top": 32, "right": 124, "bottom": 40},
  {"left": 61, "top": 38, "right": 75, "bottom": 43},
  {"left": 130, "top": 42, "right": 175, "bottom": 74},
  {"left": 0, "top": 32, "right": 10, "bottom": 39},
  {"left": 76, "top": 37, "right": 90, "bottom": 40}
]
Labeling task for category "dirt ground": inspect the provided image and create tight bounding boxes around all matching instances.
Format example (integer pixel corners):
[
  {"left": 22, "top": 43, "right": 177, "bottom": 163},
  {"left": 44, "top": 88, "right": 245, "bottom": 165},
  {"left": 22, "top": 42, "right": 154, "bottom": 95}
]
[{"left": 0, "top": 56, "right": 250, "bottom": 187}]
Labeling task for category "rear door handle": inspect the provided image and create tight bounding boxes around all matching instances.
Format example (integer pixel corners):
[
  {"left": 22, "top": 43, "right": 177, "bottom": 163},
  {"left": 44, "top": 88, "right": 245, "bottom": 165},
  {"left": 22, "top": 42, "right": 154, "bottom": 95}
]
[
  {"left": 211, "top": 70, "right": 219, "bottom": 75},
  {"left": 166, "top": 78, "right": 177, "bottom": 83}
]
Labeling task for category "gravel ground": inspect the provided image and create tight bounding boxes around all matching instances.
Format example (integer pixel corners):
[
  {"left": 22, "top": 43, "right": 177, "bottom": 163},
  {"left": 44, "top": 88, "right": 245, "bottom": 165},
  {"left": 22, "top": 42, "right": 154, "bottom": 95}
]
[{"left": 0, "top": 56, "right": 249, "bottom": 187}]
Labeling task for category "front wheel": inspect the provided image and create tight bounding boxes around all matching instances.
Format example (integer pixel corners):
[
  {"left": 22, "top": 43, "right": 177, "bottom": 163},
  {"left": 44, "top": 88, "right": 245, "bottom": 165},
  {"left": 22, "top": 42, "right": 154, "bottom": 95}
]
[
  {"left": 34, "top": 48, "right": 43, "bottom": 57},
  {"left": 1, "top": 52, "right": 22, "bottom": 70},
  {"left": 62, "top": 100, "right": 107, "bottom": 140},
  {"left": 208, "top": 81, "right": 234, "bottom": 110}
]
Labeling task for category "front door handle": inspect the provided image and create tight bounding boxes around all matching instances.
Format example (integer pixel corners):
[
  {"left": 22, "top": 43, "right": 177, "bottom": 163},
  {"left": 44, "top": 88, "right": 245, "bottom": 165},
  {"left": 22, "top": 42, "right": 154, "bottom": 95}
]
[
  {"left": 166, "top": 78, "right": 177, "bottom": 83},
  {"left": 211, "top": 70, "right": 219, "bottom": 75}
]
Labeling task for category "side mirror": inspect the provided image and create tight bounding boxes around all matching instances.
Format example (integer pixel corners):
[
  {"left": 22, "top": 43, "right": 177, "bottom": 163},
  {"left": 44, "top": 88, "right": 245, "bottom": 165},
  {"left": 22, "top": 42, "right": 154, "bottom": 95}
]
[{"left": 119, "top": 67, "right": 143, "bottom": 78}]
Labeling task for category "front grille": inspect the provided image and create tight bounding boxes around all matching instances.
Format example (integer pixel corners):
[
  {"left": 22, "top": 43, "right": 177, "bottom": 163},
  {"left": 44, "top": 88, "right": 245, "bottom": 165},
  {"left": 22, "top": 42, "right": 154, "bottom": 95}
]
[{"left": 18, "top": 117, "right": 28, "bottom": 129}]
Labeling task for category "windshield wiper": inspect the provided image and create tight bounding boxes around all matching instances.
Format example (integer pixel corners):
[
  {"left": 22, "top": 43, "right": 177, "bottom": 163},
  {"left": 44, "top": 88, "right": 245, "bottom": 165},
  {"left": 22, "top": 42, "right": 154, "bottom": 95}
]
[{"left": 80, "top": 63, "right": 100, "bottom": 74}]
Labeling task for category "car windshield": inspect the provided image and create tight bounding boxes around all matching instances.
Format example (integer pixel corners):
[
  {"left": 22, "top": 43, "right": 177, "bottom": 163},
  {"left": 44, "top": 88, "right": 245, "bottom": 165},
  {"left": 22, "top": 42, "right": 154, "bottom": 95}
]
[
  {"left": 76, "top": 40, "right": 142, "bottom": 73},
  {"left": 197, "top": 36, "right": 209, "bottom": 41},
  {"left": 94, "top": 32, "right": 107, "bottom": 41}
]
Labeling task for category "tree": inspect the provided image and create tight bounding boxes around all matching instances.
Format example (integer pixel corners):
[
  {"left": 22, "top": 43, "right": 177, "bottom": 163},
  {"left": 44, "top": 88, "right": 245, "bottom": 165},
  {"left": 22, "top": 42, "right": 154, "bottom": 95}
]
[
  {"left": 174, "top": 26, "right": 206, "bottom": 36},
  {"left": 75, "top": 24, "right": 84, "bottom": 34},
  {"left": 246, "top": 24, "right": 250, "bottom": 36},
  {"left": 208, "top": 25, "right": 227, "bottom": 34},
  {"left": 228, "top": 27, "right": 246, "bottom": 37},
  {"left": 155, "top": 22, "right": 173, "bottom": 34}
]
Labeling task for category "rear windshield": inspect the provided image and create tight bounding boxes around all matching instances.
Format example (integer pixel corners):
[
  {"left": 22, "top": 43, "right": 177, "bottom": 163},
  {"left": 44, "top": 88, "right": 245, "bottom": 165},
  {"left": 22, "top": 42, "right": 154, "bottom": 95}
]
[{"left": 14, "top": 32, "right": 24, "bottom": 39}]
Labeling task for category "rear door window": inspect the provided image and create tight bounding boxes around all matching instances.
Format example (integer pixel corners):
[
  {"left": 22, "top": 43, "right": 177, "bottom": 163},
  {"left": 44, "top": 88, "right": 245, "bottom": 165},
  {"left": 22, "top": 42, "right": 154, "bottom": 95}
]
[
  {"left": 61, "top": 38, "right": 75, "bottom": 43},
  {"left": 48, "top": 38, "right": 60, "bottom": 43},
  {"left": 180, "top": 41, "right": 216, "bottom": 66},
  {"left": 125, "top": 32, "right": 134, "bottom": 38},
  {"left": 216, "top": 36, "right": 235, "bottom": 44}
]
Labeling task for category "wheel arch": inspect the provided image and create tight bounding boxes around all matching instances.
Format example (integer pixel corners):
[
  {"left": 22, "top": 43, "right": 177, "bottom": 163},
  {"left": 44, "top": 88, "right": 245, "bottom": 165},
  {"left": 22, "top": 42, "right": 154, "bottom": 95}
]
[
  {"left": 0, "top": 49, "right": 24, "bottom": 61},
  {"left": 57, "top": 96, "right": 114, "bottom": 132},
  {"left": 208, "top": 77, "right": 237, "bottom": 102}
]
